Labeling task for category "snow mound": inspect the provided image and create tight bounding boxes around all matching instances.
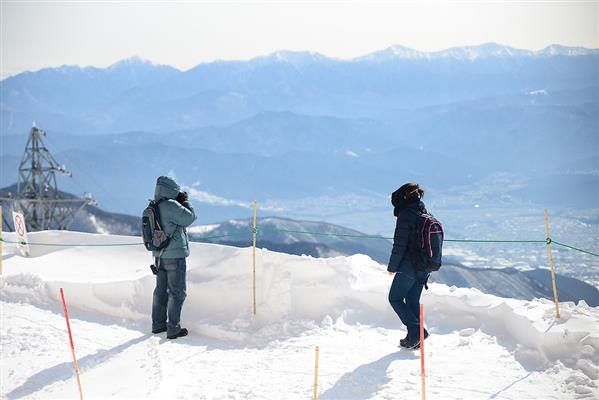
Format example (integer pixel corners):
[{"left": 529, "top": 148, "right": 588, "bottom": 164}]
[
  {"left": 2, "top": 231, "right": 598, "bottom": 398},
  {"left": 3, "top": 232, "right": 598, "bottom": 360}
]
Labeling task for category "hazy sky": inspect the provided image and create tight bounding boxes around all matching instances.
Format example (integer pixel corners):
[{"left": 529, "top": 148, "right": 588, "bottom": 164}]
[{"left": 1, "top": 1, "right": 598, "bottom": 77}]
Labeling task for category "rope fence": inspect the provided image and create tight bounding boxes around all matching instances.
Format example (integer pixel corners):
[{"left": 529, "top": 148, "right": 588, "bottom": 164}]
[{"left": 0, "top": 227, "right": 597, "bottom": 257}]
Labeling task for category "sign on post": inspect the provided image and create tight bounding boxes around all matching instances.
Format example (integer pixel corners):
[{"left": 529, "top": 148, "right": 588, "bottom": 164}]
[{"left": 12, "top": 211, "right": 30, "bottom": 257}]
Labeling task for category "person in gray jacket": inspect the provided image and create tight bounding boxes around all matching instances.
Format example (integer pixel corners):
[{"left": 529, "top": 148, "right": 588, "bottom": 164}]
[{"left": 151, "top": 176, "right": 197, "bottom": 339}]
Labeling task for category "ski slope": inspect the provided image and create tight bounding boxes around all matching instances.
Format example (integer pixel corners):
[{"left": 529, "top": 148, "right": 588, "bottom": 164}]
[{"left": 1, "top": 231, "right": 598, "bottom": 399}]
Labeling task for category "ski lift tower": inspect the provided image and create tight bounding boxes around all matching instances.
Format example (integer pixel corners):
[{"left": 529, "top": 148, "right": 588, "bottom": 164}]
[{"left": 8, "top": 123, "right": 95, "bottom": 231}]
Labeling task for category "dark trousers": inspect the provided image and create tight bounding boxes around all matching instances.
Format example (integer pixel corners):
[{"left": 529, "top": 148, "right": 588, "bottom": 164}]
[
  {"left": 152, "top": 258, "right": 187, "bottom": 336},
  {"left": 388, "top": 272, "right": 424, "bottom": 339}
]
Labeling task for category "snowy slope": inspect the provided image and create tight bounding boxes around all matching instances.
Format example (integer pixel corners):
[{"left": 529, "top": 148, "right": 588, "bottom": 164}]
[{"left": 1, "top": 231, "right": 598, "bottom": 399}]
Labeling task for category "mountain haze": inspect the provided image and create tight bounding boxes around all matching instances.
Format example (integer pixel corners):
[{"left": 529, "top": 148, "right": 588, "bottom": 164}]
[{"left": 1, "top": 43, "right": 597, "bottom": 135}]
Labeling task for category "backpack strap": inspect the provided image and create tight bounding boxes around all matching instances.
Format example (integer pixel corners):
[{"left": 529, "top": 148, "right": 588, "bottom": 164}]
[
  {"left": 153, "top": 198, "right": 167, "bottom": 232},
  {"left": 153, "top": 198, "right": 175, "bottom": 242},
  {"left": 408, "top": 209, "right": 431, "bottom": 288}
]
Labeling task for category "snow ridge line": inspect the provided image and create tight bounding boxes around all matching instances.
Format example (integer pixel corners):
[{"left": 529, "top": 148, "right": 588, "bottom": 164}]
[{"left": 1, "top": 271, "right": 597, "bottom": 375}]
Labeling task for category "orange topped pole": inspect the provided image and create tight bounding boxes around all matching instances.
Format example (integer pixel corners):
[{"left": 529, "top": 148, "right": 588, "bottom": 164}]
[{"left": 60, "top": 288, "right": 84, "bottom": 400}]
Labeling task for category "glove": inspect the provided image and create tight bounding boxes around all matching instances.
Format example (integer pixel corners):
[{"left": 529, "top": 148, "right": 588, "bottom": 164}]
[{"left": 176, "top": 191, "right": 188, "bottom": 204}]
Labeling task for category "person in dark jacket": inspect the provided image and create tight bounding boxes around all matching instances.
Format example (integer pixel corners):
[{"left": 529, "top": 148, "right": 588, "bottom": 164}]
[
  {"left": 387, "top": 182, "right": 430, "bottom": 349},
  {"left": 151, "top": 176, "right": 197, "bottom": 339}
]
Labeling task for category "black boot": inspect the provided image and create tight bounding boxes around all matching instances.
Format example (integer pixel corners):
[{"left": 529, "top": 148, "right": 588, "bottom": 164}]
[
  {"left": 407, "top": 329, "right": 430, "bottom": 349},
  {"left": 167, "top": 328, "right": 188, "bottom": 340},
  {"left": 399, "top": 334, "right": 409, "bottom": 348}
]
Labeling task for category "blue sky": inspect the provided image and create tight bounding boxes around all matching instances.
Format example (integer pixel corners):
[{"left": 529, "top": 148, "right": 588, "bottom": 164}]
[{"left": 1, "top": 1, "right": 598, "bottom": 77}]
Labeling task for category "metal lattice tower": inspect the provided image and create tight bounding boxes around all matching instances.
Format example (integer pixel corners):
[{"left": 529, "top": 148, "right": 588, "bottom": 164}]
[{"left": 12, "top": 124, "right": 94, "bottom": 231}]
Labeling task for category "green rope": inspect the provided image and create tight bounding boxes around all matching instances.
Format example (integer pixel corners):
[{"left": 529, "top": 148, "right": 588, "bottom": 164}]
[
  {"left": 2, "top": 228, "right": 597, "bottom": 258},
  {"left": 0, "top": 233, "right": 245, "bottom": 247},
  {"left": 256, "top": 226, "right": 598, "bottom": 257},
  {"left": 552, "top": 240, "right": 599, "bottom": 257},
  {"left": 444, "top": 239, "right": 545, "bottom": 244},
  {"left": 0, "top": 238, "right": 143, "bottom": 247},
  {"left": 257, "top": 226, "right": 545, "bottom": 243},
  {"left": 189, "top": 233, "right": 246, "bottom": 242},
  {"left": 256, "top": 226, "right": 392, "bottom": 240}
]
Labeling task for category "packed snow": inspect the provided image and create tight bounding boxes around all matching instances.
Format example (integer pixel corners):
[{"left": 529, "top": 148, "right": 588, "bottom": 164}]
[{"left": 1, "top": 231, "right": 598, "bottom": 399}]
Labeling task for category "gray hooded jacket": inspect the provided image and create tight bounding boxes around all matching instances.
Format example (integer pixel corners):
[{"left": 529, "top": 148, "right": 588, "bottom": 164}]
[{"left": 152, "top": 176, "right": 197, "bottom": 259}]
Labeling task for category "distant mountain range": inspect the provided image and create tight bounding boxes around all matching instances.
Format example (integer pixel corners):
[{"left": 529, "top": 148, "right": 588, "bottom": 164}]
[
  {"left": 1, "top": 43, "right": 597, "bottom": 135},
  {"left": 1, "top": 42, "right": 596, "bottom": 249}
]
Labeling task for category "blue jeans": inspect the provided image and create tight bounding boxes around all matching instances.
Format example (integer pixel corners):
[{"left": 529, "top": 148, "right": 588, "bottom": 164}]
[
  {"left": 152, "top": 258, "right": 187, "bottom": 336},
  {"left": 388, "top": 272, "right": 424, "bottom": 340}
]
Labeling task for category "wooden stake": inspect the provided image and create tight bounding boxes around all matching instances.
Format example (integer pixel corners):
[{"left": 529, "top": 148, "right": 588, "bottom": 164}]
[
  {"left": 544, "top": 209, "right": 560, "bottom": 319},
  {"left": 313, "top": 346, "right": 320, "bottom": 400},
  {"left": 420, "top": 304, "right": 426, "bottom": 400},
  {"left": 252, "top": 200, "right": 257, "bottom": 316},
  {"left": 60, "top": 288, "right": 84, "bottom": 400}
]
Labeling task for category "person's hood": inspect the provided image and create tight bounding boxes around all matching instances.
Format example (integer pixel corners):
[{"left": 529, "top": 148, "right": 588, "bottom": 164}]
[
  {"left": 394, "top": 200, "right": 426, "bottom": 217},
  {"left": 154, "top": 176, "right": 180, "bottom": 201}
]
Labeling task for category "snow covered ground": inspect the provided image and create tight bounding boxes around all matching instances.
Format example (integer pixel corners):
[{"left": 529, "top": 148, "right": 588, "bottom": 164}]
[{"left": 1, "top": 231, "right": 598, "bottom": 399}]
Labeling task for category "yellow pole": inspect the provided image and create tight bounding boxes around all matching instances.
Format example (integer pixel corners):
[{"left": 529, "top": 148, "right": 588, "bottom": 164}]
[
  {"left": 544, "top": 209, "right": 560, "bottom": 319},
  {"left": 0, "top": 205, "right": 3, "bottom": 275},
  {"left": 313, "top": 346, "right": 319, "bottom": 400},
  {"left": 252, "top": 200, "right": 257, "bottom": 316}
]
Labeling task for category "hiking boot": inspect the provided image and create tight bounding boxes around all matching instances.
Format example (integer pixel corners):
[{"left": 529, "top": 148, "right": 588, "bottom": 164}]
[
  {"left": 404, "top": 336, "right": 421, "bottom": 349},
  {"left": 167, "top": 328, "right": 188, "bottom": 340},
  {"left": 152, "top": 327, "right": 167, "bottom": 334},
  {"left": 401, "top": 329, "right": 429, "bottom": 349},
  {"left": 399, "top": 335, "right": 409, "bottom": 348}
]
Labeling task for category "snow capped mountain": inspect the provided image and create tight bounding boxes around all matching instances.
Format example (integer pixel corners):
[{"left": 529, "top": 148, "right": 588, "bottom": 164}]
[
  {"left": 359, "top": 42, "right": 599, "bottom": 62},
  {"left": 256, "top": 50, "right": 330, "bottom": 66},
  {"left": 356, "top": 44, "right": 427, "bottom": 61},
  {"left": 538, "top": 44, "right": 599, "bottom": 57},
  {"left": 435, "top": 42, "right": 534, "bottom": 60},
  {"left": 1, "top": 42, "right": 596, "bottom": 136},
  {"left": 107, "top": 55, "right": 155, "bottom": 69}
]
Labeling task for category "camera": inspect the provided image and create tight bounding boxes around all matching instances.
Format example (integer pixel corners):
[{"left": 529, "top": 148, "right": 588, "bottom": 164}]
[
  {"left": 150, "top": 264, "right": 159, "bottom": 275},
  {"left": 176, "top": 191, "right": 188, "bottom": 204}
]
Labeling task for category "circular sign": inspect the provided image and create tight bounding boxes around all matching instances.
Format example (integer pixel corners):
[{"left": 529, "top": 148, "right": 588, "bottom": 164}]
[{"left": 15, "top": 214, "right": 25, "bottom": 237}]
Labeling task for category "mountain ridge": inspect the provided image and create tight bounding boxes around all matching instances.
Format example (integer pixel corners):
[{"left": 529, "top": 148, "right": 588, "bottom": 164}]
[
  {"left": 2, "top": 41, "right": 596, "bottom": 135},
  {"left": 4, "top": 43, "right": 598, "bottom": 79}
]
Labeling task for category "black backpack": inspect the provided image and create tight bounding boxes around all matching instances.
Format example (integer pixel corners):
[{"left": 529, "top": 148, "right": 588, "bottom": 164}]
[
  {"left": 142, "top": 199, "right": 171, "bottom": 251},
  {"left": 410, "top": 212, "right": 444, "bottom": 273}
]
